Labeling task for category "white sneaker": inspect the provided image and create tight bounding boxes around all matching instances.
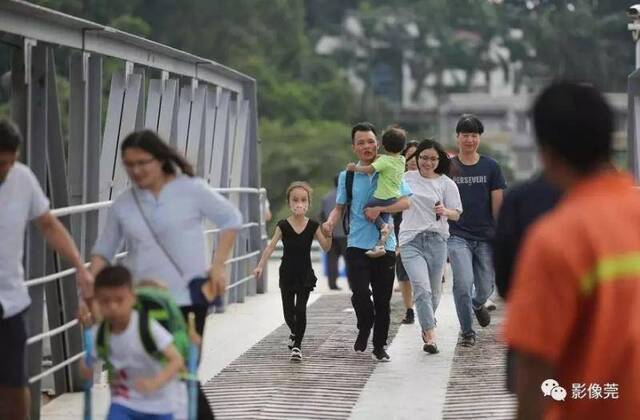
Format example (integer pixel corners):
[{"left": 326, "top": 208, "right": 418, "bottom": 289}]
[
  {"left": 290, "top": 347, "right": 302, "bottom": 361},
  {"left": 485, "top": 299, "right": 497, "bottom": 311}
]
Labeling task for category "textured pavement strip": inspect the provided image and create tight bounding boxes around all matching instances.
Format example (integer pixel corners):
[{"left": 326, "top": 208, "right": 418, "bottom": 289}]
[
  {"left": 202, "top": 294, "right": 404, "bottom": 419},
  {"left": 442, "top": 307, "right": 517, "bottom": 419}
]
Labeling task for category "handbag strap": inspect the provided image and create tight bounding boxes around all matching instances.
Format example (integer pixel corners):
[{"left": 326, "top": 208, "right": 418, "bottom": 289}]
[{"left": 131, "top": 189, "right": 184, "bottom": 278}]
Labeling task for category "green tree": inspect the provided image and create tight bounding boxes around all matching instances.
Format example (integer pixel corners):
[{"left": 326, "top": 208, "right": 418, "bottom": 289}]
[{"left": 259, "top": 118, "right": 353, "bottom": 224}]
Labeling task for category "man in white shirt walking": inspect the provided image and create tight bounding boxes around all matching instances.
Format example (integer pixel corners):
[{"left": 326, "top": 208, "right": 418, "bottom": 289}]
[{"left": 0, "top": 119, "right": 93, "bottom": 420}]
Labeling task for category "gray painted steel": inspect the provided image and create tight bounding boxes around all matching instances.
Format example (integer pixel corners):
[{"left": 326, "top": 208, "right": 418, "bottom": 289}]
[
  {"left": 0, "top": 2, "right": 262, "bottom": 418},
  {"left": 24, "top": 43, "right": 49, "bottom": 420},
  {"left": 0, "top": 1, "right": 250, "bottom": 93}
]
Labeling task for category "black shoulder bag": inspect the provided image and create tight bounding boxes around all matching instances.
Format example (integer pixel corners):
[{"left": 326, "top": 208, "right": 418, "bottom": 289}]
[{"left": 342, "top": 171, "right": 355, "bottom": 235}]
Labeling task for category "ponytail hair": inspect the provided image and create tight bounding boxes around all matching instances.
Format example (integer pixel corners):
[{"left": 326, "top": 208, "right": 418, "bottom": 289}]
[{"left": 120, "top": 130, "right": 194, "bottom": 177}]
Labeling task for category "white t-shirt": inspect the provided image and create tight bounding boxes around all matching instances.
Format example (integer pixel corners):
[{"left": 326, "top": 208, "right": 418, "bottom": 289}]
[
  {"left": 0, "top": 162, "right": 50, "bottom": 318},
  {"left": 97, "top": 310, "right": 179, "bottom": 415},
  {"left": 92, "top": 175, "right": 242, "bottom": 305},
  {"left": 399, "top": 171, "right": 462, "bottom": 246}
]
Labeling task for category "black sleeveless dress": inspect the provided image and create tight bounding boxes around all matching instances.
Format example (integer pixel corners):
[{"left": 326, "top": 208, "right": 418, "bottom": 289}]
[{"left": 278, "top": 218, "right": 319, "bottom": 291}]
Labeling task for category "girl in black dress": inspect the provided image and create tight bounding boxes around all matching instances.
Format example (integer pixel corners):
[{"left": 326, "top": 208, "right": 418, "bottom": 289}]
[{"left": 253, "top": 181, "right": 332, "bottom": 361}]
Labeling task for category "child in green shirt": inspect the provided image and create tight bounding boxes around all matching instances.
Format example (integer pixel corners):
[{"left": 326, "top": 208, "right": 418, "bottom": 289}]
[{"left": 347, "top": 126, "right": 406, "bottom": 257}]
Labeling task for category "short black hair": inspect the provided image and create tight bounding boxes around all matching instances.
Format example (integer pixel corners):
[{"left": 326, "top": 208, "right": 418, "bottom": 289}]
[
  {"left": 456, "top": 114, "right": 484, "bottom": 135},
  {"left": 532, "top": 81, "right": 613, "bottom": 174},
  {"left": 0, "top": 119, "right": 22, "bottom": 153},
  {"left": 413, "top": 139, "right": 451, "bottom": 175},
  {"left": 381, "top": 126, "right": 407, "bottom": 154},
  {"left": 351, "top": 122, "right": 377, "bottom": 142},
  {"left": 95, "top": 265, "right": 133, "bottom": 291}
]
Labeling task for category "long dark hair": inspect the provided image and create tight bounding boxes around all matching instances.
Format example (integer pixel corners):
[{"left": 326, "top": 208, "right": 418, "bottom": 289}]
[
  {"left": 414, "top": 139, "right": 451, "bottom": 175},
  {"left": 120, "top": 130, "right": 194, "bottom": 177}
]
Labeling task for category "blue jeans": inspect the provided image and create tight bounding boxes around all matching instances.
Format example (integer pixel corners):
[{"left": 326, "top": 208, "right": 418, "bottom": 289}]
[
  {"left": 399, "top": 231, "right": 447, "bottom": 331},
  {"left": 107, "top": 403, "right": 173, "bottom": 420},
  {"left": 447, "top": 235, "right": 495, "bottom": 336}
]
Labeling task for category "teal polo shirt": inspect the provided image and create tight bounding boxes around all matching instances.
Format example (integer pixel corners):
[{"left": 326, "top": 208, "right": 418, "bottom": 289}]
[{"left": 336, "top": 170, "right": 412, "bottom": 252}]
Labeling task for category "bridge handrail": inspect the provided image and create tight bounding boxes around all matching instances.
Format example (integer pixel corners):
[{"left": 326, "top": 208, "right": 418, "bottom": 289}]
[
  {"left": 26, "top": 188, "right": 267, "bottom": 386},
  {"left": 50, "top": 187, "right": 266, "bottom": 217}
]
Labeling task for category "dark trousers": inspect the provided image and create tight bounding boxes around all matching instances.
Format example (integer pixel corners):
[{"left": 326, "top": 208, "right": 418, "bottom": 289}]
[
  {"left": 345, "top": 248, "right": 396, "bottom": 349},
  {"left": 180, "top": 305, "right": 215, "bottom": 420},
  {"left": 326, "top": 237, "right": 348, "bottom": 288},
  {"left": 280, "top": 288, "right": 311, "bottom": 348}
]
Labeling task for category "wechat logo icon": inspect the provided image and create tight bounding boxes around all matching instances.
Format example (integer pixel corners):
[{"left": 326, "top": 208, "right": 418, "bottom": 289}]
[{"left": 541, "top": 379, "right": 566, "bottom": 402}]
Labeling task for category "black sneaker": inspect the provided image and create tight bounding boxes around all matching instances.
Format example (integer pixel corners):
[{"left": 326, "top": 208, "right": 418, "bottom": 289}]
[
  {"left": 288, "top": 334, "right": 296, "bottom": 350},
  {"left": 354, "top": 329, "right": 370, "bottom": 352},
  {"left": 423, "top": 343, "right": 439, "bottom": 354},
  {"left": 401, "top": 308, "right": 415, "bottom": 324},
  {"left": 473, "top": 305, "right": 491, "bottom": 327},
  {"left": 460, "top": 334, "right": 476, "bottom": 347},
  {"left": 290, "top": 347, "right": 302, "bottom": 361},
  {"left": 372, "top": 347, "right": 391, "bottom": 362}
]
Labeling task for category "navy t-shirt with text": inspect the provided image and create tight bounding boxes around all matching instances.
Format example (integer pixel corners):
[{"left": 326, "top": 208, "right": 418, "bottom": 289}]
[{"left": 449, "top": 155, "right": 506, "bottom": 241}]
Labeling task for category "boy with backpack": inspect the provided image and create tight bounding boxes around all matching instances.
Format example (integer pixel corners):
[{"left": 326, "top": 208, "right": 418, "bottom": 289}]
[{"left": 80, "top": 265, "right": 185, "bottom": 420}]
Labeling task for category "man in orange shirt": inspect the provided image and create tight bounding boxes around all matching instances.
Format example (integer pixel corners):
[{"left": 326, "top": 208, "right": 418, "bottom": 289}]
[{"left": 504, "top": 81, "right": 640, "bottom": 419}]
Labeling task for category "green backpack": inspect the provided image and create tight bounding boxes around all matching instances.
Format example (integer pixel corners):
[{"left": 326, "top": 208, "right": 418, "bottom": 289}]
[{"left": 96, "top": 287, "right": 190, "bottom": 376}]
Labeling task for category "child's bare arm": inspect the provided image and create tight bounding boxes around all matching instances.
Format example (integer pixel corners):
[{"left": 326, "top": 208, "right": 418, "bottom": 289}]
[
  {"left": 253, "top": 226, "right": 282, "bottom": 279},
  {"left": 346, "top": 162, "right": 375, "bottom": 174},
  {"left": 314, "top": 226, "right": 332, "bottom": 252},
  {"left": 135, "top": 343, "right": 184, "bottom": 394}
]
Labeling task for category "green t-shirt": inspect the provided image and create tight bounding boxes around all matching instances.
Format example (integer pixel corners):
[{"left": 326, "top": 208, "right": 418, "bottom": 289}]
[{"left": 371, "top": 154, "right": 405, "bottom": 200}]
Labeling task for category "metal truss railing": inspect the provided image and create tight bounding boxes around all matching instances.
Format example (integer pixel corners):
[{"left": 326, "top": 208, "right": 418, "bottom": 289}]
[{"left": 24, "top": 188, "right": 267, "bottom": 386}]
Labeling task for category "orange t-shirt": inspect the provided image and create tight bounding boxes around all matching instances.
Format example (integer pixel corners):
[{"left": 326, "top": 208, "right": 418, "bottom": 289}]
[{"left": 504, "top": 171, "right": 640, "bottom": 420}]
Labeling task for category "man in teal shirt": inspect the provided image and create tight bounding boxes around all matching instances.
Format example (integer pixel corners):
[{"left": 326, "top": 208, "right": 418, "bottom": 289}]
[{"left": 323, "top": 122, "right": 411, "bottom": 362}]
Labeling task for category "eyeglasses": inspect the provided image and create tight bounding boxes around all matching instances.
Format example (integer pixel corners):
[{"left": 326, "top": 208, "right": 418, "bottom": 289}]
[
  {"left": 418, "top": 156, "right": 439, "bottom": 162},
  {"left": 123, "top": 157, "right": 156, "bottom": 170}
]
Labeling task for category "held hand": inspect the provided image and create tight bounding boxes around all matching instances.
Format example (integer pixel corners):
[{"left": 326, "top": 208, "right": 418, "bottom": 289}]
[
  {"left": 322, "top": 221, "right": 334, "bottom": 236},
  {"left": 253, "top": 266, "right": 263, "bottom": 280},
  {"left": 364, "top": 206, "right": 381, "bottom": 222},
  {"left": 76, "top": 267, "right": 94, "bottom": 300},
  {"left": 134, "top": 377, "right": 159, "bottom": 394},
  {"left": 77, "top": 301, "right": 94, "bottom": 327},
  {"left": 346, "top": 162, "right": 357, "bottom": 172}
]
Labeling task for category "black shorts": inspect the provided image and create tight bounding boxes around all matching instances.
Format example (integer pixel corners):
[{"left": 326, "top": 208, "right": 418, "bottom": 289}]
[
  {"left": 396, "top": 254, "right": 409, "bottom": 281},
  {"left": 0, "top": 307, "right": 29, "bottom": 387}
]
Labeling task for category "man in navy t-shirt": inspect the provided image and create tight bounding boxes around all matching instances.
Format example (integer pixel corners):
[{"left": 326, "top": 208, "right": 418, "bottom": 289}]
[{"left": 448, "top": 115, "right": 506, "bottom": 347}]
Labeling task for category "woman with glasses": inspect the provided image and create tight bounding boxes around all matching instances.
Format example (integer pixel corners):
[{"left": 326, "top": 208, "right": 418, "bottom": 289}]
[
  {"left": 90, "top": 129, "right": 242, "bottom": 420},
  {"left": 398, "top": 139, "right": 462, "bottom": 354}
]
